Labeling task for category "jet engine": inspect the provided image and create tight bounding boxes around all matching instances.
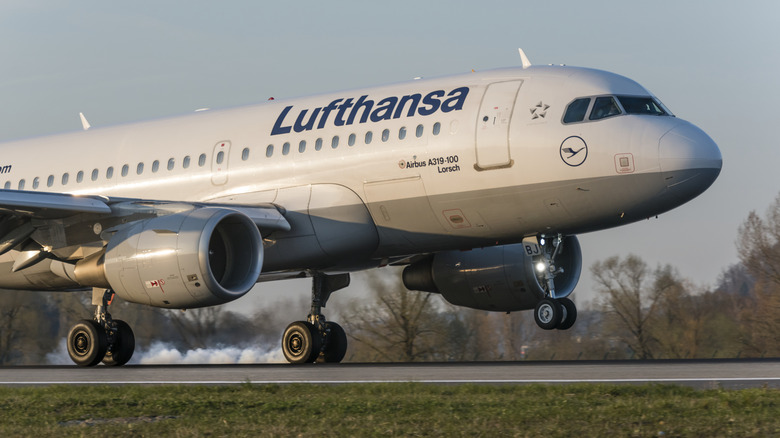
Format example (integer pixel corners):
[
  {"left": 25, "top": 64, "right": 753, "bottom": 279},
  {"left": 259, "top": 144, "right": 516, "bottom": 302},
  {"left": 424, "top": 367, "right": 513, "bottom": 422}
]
[
  {"left": 74, "top": 207, "right": 263, "bottom": 308},
  {"left": 402, "top": 237, "right": 581, "bottom": 312}
]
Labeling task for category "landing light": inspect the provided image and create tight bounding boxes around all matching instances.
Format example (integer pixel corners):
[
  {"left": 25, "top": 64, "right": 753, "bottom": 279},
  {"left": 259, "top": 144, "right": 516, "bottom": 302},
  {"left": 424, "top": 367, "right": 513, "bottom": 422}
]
[{"left": 535, "top": 261, "right": 547, "bottom": 273}]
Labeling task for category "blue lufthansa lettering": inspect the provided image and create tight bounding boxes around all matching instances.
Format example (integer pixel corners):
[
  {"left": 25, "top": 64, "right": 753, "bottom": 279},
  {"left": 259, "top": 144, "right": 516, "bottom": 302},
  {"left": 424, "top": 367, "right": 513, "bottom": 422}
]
[
  {"left": 270, "top": 87, "right": 470, "bottom": 136},
  {"left": 271, "top": 105, "right": 294, "bottom": 135}
]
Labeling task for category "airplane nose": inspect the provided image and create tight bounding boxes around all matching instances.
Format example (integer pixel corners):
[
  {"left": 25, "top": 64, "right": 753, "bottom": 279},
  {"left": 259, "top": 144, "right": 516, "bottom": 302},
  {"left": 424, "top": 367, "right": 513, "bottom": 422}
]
[{"left": 658, "top": 122, "right": 722, "bottom": 201}]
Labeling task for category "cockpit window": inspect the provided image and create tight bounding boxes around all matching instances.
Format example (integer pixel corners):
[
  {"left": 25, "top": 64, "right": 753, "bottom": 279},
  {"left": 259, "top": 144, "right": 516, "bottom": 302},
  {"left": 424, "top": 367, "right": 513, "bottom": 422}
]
[
  {"left": 589, "top": 96, "right": 621, "bottom": 120},
  {"left": 563, "top": 98, "right": 590, "bottom": 123},
  {"left": 616, "top": 96, "right": 667, "bottom": 116}
]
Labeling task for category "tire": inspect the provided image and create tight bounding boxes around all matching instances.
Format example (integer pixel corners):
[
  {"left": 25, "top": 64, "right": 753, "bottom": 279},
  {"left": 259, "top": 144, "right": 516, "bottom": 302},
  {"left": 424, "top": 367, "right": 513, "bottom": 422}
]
[
  {"left": 534, "top": 299, "right": 562, "bottom": 330},
  {"left": 102, "top": 320, "right": 136, "bottom": 367},
  {"left": 320, "top": 321, "right": 348, "bottom": 363},
  {"left": 67, "top": 320, "right": 108, "bottom": 367},
  {"left": 282, "top": 321, "right": 321, "bottom": 364},
  {"left": 557, "top": 298, "right": 577, "bottom": 330}
]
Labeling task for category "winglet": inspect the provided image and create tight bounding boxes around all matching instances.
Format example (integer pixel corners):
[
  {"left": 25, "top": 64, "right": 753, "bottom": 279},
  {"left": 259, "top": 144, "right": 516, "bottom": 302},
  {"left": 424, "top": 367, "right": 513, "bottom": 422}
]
[
  {"left": 518, "top": 48, "right": 532, "bottom": 69},
  {"left": 79, "top": 112, "right": 91, "bottom": 131}
]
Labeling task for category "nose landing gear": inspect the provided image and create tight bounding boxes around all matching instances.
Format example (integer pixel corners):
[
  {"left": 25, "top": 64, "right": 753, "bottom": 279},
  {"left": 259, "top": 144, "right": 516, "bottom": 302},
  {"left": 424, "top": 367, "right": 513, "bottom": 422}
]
[{"left": 533, "top": 234, "right": 578, "bottom": 331}]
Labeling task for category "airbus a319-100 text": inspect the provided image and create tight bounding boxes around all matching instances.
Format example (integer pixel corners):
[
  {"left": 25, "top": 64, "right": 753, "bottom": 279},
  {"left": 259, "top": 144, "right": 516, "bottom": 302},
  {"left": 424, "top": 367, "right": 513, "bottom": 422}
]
[{"left": 0, "top": 50, "right": 721, "bottom": 366}]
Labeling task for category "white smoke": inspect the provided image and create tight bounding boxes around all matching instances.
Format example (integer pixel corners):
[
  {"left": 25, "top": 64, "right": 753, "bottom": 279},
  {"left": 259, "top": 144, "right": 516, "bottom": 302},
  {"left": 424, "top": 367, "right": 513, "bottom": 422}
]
[
  {"left": 137, "top": 342, "right": 286, "bottom": 364},
  {"left": 46, "top": 338, "right": 286, "bottom": 365}
]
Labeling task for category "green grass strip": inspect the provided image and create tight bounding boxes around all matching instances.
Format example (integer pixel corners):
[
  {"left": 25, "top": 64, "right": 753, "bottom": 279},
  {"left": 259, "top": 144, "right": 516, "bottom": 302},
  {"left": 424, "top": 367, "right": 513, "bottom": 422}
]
[{"left": 1, "top": 383, "right": 778, "bottom": 436}]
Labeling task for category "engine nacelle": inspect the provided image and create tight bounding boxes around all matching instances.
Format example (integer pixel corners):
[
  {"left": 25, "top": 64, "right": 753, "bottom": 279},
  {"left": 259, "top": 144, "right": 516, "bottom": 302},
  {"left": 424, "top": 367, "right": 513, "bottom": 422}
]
[
  {"left": 75, "top": 207, "right": 263, "bottom": 308},
  {"left": 402, "top": 237, "right": 582, "bottom": 312}
]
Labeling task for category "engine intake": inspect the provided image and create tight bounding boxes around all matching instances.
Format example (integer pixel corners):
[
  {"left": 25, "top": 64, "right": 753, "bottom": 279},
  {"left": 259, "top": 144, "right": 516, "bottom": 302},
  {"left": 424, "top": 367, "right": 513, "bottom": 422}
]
[
  {"left": 403, "top": 237, "right": 582, "bottom": 312},
  {"left": 75, "top": 207, "right": 263, "bottom": 308}
]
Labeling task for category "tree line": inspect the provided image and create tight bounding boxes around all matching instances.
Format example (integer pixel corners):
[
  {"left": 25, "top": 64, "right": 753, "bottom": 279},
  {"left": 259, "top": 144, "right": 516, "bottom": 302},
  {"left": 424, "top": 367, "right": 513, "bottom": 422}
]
[{"left": 1, "top": 195, "right": 779, "bottom": 364}]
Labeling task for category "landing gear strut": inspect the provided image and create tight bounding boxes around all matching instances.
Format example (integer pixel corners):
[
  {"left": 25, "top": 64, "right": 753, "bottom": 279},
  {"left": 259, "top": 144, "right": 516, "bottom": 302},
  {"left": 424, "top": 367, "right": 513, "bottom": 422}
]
[
  {"left": 66, "top": 288, "right": 135, "bottom": 367},
  {"left": 533, "top": 234, "right": 577, "bottom": 331},
  {"left": 282, "top": 273, "right": 350, "bottom": 364}
]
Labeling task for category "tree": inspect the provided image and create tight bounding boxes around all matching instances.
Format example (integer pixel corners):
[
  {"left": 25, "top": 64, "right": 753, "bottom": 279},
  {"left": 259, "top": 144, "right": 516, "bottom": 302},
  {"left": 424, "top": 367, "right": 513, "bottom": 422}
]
[
  {"left": 735, "top": 195, "right": 780, "bottom": 356},
  {"left": 0, "top": 290, "right": 59, "bottom": 365},
  {"left": 591, "top": 255, "right": 677, "bottom": 359},
  {"left": 343, "top": 271, "right": 443, "bottom": 362}
]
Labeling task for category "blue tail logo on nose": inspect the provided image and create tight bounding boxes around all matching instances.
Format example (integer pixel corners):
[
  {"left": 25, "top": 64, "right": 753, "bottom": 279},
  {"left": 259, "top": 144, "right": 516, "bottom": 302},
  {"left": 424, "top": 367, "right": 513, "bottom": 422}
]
[{"left": 560, "top": 136, "right": 588, "bottom": 167}]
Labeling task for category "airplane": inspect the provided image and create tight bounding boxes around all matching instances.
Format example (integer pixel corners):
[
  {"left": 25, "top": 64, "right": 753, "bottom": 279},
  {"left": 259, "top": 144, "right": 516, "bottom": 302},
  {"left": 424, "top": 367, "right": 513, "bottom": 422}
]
[{"left": 0, "top": 50, "right": 721, "bottom": 366}]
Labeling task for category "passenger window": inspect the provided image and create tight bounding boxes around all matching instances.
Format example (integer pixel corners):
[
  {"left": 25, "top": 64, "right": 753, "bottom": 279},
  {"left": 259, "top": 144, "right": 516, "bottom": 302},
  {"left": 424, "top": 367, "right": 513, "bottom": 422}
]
[
  {"left": 137, "top": 163, "right": 144, "bottom": 175},
  {"left": 167, "top": 158, "right": 175, "bottom": 170},
  {"left": 382, "top": 129, "right": 390, "bottom": 142},
  {"left": 121, "top": 165, "right": 129, "bottom": 177},
  {"left": 198, "top": 154, "right": 206, "bottom": 167},
  {"left": 91, "top": 169, "right": 99, "bottom": 181},
  {"left": 3, "top": 181, "right": 8, "bottom": 190},
  {"left": 315, "top": 138, "right": 323, "bottom": 151},
  {"left": 32, "top": 177, "right": 40, "bottom": 189},
  {"left": 590, "top": 96, "right": 621, "bottom": 120},
  {"left": 298, "top": 140, "right": 306, "bottom": 153},
  {"left": 433, "top": 122, "right": 441, "bottom": 135},
  {"left": 77, "top": 171, "right": 84, "bottom": 183},
  {"left": 331, "top": 136, "right": 339, "bottom": 149},
  {"left": 365, "top": 131, "right": 373, "bottom": 144},
  {"left": 416, "top": 125, "right": 424, "bottom": 138},
  {"left": 152, "top": 160, "right": 160, "bottom": 173},
  {"left": 282, "top": 142, "right": 290, "bottom": 155},
  {"left": 106, "top": 167, "right": 114, "bottom": 179},
  {"left": 47, "top": 175, "right": 54, "bottom": 187},
  {"left": 62, "top": 173, "right": 69, "bottom": 185},
  {"left": 399, "top": 127, "right": 407, "bottom": 140},
  {"left": 242, "top": 147, "right": 250, "bottom": 161},
  {"left": 348, "top": 134, "right": 356, "bottom": 146},
  {"left": 183, "top": 156, "right": 191, "bottom": 168},
  {"left": 18, "top": 179, "right": 25, "bottom": 190},
  {"left": 563, "top": 98, "right": 591, "bottom": 123},
  {"left": 216, "top": 151, "right": 224, "bottom": 164},
  {"left": 266, "top": 145, "right": 274, "bottom": 157}
]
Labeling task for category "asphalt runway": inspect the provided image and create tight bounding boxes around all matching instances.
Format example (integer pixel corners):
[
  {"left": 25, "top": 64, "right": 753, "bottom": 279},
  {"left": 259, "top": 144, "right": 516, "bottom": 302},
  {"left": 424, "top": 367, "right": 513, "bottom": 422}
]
[{"left": 2, "top": 359, "right": 779, "bottom": 389}]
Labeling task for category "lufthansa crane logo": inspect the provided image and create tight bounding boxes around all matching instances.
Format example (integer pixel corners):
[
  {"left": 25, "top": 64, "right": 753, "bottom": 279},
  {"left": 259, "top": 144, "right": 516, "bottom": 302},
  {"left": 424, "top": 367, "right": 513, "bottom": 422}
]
[{"left": 560, "top": 136, "right": 588, "bottom": 167}]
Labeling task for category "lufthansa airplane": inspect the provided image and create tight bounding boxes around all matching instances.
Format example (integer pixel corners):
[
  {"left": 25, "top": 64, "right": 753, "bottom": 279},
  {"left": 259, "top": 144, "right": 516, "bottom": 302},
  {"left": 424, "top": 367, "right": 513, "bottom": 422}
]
[{"left": 0, "top": 50, "right": 721, "bottom": 366}]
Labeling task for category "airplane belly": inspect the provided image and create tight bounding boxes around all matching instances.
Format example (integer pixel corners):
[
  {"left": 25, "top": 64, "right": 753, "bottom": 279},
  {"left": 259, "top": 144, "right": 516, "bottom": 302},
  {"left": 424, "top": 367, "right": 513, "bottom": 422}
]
[{"left": 262, "top": 184, "right": 378, "bottom": 271}]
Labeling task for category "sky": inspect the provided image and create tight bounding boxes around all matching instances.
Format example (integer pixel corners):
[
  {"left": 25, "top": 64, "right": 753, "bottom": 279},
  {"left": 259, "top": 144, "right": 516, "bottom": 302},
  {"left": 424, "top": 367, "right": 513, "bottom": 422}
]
[{"left": 0, "top": 0, "right": 778, "bottom": 313}]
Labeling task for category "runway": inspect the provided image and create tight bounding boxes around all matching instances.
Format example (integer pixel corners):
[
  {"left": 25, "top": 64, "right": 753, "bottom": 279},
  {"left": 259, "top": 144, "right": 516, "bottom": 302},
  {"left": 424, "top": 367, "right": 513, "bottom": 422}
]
[{"left": 2, "top": 359, "right": 779, "bottom": 389}]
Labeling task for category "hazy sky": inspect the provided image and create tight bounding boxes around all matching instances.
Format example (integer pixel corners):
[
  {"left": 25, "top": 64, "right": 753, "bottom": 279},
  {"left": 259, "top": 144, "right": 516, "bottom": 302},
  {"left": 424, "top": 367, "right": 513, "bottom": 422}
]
[{"left": 0, "top": 1, "right": 778, "bottom": 311}]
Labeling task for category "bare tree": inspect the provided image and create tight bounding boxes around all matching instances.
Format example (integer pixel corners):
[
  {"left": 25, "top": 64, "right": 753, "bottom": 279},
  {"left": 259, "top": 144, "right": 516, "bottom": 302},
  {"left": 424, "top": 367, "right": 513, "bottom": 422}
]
[
  {"left": 735, "top": 196, "right": 780, "bottom": 356},
  {"left": 591, "top": 255, "right": 678, "bottom": 359},
  {"left": 342, "top": 270, "right": 445, "bottom": 362},
  {"left": 0, "top": 290, "right": 59, "bottom": 364}
]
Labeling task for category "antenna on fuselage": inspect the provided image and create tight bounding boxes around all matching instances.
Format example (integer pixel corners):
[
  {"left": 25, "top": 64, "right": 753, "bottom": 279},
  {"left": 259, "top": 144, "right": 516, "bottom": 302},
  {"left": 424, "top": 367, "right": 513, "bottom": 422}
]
[
  {"left": 518, "top": 48, "right": 532, "bottom": 69},
  {"left": 79, "top": 112, "right": 91, "bottom": 131}
]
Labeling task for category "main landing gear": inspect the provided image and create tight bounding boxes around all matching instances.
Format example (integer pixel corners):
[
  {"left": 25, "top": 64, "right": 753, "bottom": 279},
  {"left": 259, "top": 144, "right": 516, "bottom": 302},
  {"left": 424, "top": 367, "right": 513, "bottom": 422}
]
[
  {"left": 282, "top": 272, "right": 350, "bottom": 364},
  {"left": 533, "top": 234, "right": 578, "bottom": 331},
  {"left": 66, "top": 288, "right": 135, "bottom": 367}
]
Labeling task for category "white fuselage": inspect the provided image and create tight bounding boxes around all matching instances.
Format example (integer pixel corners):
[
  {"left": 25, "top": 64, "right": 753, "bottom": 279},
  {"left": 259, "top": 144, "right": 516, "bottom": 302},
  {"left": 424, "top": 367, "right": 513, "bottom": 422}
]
[{"left": 0, "top": 65, "right": 721, "bottom": 274}]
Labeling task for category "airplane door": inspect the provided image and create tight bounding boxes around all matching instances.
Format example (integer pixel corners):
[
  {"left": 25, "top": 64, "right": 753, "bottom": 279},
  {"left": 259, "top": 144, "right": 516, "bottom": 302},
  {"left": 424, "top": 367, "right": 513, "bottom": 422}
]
[
  {"left": 211, "top": 140, "right": 230, "bottom": 185},
  {"left": 475, "top": 81, "right": 522, "bottom": 170}
]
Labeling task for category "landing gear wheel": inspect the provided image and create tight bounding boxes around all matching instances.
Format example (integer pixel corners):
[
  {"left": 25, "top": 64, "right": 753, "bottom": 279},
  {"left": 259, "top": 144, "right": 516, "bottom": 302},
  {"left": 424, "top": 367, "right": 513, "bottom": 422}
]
[
  {"left": 282, "top": 321, "right": 322, "bottom": 364},
  {"left": 320, "top": 321, "right": 348, "bottom": 363},
  {"left": 67, "top": 320, "right": 108, "bottom": 367},
  {"left": 102, "top": 320, "right": 136, "bottom": 366},
  {"left": 534, "top": 299, "right": 562, "bottom": 330},
  {"left": 557, "top": 298, "right": 577, "bottom": 331}
]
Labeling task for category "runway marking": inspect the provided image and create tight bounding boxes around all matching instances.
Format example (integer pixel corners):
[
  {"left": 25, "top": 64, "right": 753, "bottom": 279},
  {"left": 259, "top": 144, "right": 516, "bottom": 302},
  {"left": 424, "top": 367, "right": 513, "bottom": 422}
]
[{"left": 3, "top": 377, "right": 780, "bottom": 386}]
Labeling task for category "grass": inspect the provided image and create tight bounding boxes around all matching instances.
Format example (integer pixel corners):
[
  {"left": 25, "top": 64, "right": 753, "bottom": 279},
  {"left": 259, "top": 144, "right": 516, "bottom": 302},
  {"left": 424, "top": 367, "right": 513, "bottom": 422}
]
[{"left": 0, "top": 383, "right": 778, "bottom": 436}]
